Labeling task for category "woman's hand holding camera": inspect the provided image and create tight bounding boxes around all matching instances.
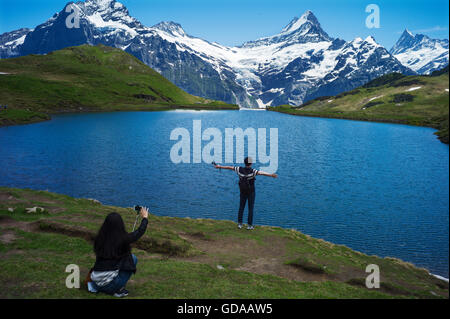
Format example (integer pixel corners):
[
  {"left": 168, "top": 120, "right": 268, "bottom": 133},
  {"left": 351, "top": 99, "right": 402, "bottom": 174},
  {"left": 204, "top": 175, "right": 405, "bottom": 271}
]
[{"left": 140, "top": 207, "right": 149, "bottom": 219}]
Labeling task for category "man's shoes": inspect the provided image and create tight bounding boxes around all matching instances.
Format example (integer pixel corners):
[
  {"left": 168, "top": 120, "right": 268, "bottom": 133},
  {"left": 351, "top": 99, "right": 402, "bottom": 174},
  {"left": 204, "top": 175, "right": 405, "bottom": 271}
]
[
  {"left": 238, "top": 224, "right": 254, "bottom": 230},
  {"left": 113, "top": 287, "right": 129, "bottom": 298}
]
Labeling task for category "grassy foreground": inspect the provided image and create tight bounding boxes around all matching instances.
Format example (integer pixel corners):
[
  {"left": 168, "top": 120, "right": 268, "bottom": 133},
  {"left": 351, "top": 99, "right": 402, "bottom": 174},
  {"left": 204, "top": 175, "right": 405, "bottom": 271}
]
[
  {"left": 0, "top": 187, "right": 447, "bottom": 299},
  {"left": 270, "top": 68, "right": 449, "bottom": 144},
  {"left": 0, "top": 44, "right": 237, "bottom": 126}
]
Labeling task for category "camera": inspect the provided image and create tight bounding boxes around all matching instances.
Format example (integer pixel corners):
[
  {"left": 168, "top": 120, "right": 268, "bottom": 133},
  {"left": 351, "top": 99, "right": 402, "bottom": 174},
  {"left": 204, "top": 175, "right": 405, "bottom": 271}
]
[{"left": 134, "top": 205, "right": 142, "bottom": 214}]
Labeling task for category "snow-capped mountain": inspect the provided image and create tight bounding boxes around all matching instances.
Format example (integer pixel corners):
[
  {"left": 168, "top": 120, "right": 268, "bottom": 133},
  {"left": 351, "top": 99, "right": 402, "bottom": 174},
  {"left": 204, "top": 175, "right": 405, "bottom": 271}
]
[
  {"left": 0, "top": 0, "right": 420, "bottom": 107},
  {"left": 241, "top": 10, "right": 332, "bottom": 48},
  {"left": 0, "top": 28, "right": 32, "bottom": 58},
  {"left": 390, "top": 29, "right": 449, "bottom": 75}
]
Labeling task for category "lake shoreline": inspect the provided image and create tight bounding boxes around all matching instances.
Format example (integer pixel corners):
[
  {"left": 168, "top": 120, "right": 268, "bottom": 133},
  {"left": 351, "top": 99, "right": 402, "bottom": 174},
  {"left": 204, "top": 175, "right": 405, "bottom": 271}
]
[
  {"left": 268, "top": 107, "right": 449, "bottom": 145},
  {"left": 0, "top": 104, "right": 239, "bottom": 127}
]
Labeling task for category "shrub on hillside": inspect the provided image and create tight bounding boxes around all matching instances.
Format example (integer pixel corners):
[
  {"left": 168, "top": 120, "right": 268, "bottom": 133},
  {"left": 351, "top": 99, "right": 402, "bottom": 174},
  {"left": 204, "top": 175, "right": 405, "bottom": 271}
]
[{"left": 391, "top": 93, "right": 414, "bottom": 103}]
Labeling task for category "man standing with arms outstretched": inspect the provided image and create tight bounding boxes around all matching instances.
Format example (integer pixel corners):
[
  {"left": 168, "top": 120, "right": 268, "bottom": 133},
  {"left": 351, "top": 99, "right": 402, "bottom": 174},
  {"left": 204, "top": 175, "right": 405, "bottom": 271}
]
[{"left": 214, "top": 157, "right": 278, "bottom": 230}]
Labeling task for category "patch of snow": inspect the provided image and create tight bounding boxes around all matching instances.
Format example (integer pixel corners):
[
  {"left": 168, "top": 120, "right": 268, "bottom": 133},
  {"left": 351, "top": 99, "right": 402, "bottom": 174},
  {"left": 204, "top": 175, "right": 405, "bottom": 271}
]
[
  {"left": 267, "top": 88, "right": 284, "bottom": 94},
  {"left": 255, "top": 98, "right": 271, "bottom": 108},
  {"left": 302, "top": 44, "right": 341, "bottom": 78},
  {"left": 406, "top": 86, "right": 421, "bottom": 92},
  {"left": 4, "top": 34, "right": 26, "bottom": 47},
  {"left": 87, "top": 12, "right": 137, "bottom": 37},
  {"left": 120, "top": 43, "right": 131, "bottom": 50},
  {"left": 430, "top": 273, "right": 449, "bottom": 283},
  {"left": 368, "top": 95, "right": 383, "bottom": 102},
  {"left": 353, "top": 37, "right": 364, "bottom": 45}
]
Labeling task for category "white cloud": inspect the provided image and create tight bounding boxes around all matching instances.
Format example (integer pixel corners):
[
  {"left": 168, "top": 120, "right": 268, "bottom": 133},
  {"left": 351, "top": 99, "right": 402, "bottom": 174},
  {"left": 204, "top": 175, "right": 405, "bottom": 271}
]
[{"left": 411, "top": 26, "right": 448, "bottom": 33}]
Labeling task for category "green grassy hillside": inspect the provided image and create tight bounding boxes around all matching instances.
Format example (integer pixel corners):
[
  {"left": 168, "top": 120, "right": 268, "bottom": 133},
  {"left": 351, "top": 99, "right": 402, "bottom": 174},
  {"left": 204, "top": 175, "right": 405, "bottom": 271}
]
[
  {"left": 0, "top": 44, "right": 237, "bottom": 126},
  {"left": 0, "top": 187, "right": 447, "bottom": 299},
  {"left": 270, "top": 68, "right": 449, "bottom": 144}
]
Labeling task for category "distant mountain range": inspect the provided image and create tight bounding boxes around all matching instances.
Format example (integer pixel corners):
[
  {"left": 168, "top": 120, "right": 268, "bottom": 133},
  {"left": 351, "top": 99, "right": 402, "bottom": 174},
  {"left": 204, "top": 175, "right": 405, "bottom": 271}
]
[
  {"left": 390, "top": 29, "right": 449, "bottom": 75},
  {"left": 0, "top": 0, "right": 448, "bottom": 108}
]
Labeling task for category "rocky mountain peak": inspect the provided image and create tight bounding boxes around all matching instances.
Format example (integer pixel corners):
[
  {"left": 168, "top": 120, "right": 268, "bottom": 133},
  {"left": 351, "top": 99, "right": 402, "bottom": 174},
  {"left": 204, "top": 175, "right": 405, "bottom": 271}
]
[{"left": 152, "top": 21, "right": 186, "bottom": 37}]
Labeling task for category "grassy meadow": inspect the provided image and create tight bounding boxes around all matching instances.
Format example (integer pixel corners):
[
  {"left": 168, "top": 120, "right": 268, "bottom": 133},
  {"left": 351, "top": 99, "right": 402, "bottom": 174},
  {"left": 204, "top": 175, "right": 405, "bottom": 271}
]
[
  {"left": 0, "top": 44, "right": 237, "bottom": 126},
  {"left": 0, "top": 187, "right": 447, "bottom": 299}
]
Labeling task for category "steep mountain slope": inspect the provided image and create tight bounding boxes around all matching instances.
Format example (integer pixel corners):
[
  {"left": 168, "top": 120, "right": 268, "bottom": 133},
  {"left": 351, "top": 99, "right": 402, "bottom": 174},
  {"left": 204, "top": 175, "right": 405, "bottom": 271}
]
[
  {"left": 0, "top": 28, "right": 31, "bottom": 58},
  {"left": 0, "top": 0, "right": 437, "bottom": 108},
  {"left": 390, "top": 30, "right": 449, "bottom": 75},
  {"left": 0, "top": 44, "right": 235, "bottom": 125},
  {"left": 271, "top": 68, "right": 449, "bottom": 144}
]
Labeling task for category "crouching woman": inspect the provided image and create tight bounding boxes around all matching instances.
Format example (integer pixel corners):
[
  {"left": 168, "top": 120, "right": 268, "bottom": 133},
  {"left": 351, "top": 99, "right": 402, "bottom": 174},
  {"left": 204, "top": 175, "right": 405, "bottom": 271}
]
[{"left": 89, "top": 207, "right": 148, "bottom": 297}]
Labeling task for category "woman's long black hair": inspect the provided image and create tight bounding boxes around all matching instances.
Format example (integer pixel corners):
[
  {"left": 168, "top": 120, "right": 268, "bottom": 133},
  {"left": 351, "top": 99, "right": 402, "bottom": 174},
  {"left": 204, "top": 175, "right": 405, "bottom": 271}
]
[{"left": 94, "top": 212, "right": 130, "bottom": 259}]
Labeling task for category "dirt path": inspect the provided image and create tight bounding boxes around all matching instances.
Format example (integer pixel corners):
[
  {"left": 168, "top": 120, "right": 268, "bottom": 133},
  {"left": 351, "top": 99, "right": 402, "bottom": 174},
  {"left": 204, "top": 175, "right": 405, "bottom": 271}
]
[
  {"left": 0, "top": 215, "right": 38, "bottom": 233},
  {"left": 177, "top": 232, "right": 331, "bottom": 282}
]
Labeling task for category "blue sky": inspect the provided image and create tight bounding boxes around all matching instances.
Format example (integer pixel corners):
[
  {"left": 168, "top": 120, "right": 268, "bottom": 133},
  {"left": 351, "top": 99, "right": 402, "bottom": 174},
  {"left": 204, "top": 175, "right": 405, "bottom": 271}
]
[{"left": 0, "top": 0, "right": 448, "bottom": 48}]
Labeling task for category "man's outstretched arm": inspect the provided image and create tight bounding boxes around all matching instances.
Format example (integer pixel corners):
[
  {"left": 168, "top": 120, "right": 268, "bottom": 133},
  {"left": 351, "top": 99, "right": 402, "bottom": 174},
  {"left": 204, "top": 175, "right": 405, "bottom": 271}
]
[
  {"left": 257, "top": 171, "right": 278, "bottom": 178},
  {"left": 214, "top": 164, "right": 235, "bottom": 171}
]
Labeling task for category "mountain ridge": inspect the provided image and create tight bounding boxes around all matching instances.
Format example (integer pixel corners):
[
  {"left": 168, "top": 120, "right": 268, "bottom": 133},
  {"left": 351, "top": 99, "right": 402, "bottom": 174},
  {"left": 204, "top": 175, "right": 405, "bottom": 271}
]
[{"left": 0, "top": 0, "right": 447, "bottom": 107}]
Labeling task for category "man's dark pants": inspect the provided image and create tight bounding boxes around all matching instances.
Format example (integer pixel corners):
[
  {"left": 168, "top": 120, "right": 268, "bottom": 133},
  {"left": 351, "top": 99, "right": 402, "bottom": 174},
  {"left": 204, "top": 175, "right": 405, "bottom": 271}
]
[{"left": 238, "top": 190, "right": 256, "bottom": 226}]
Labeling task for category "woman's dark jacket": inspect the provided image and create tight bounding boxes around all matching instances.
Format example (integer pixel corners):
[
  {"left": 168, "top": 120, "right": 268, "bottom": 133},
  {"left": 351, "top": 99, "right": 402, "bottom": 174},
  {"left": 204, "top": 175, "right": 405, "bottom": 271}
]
[{"left": 93, "top": 218, "right": 148, "bottom": 274}]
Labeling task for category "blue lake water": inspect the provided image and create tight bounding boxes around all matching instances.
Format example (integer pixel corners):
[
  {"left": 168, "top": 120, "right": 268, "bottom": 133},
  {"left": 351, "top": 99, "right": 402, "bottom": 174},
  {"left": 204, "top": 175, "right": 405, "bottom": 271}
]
[{"left": 0, "top": 110, "right": 448, "bottom": 277}]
